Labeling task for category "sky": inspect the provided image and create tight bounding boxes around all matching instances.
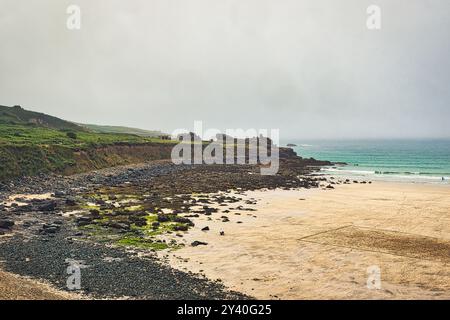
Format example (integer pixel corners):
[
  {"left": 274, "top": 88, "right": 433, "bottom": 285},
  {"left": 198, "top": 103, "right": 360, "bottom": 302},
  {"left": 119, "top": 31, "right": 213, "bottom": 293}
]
[{"left": 0, "top": 0, "right": 449, "bottom": 140}]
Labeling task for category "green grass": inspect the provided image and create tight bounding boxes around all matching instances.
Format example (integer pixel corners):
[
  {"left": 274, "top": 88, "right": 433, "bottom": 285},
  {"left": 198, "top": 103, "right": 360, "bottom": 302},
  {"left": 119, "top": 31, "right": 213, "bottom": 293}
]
[
  {"left": 0, "top": 123, "right": 177, "bottom": 181},
  {"left": 116, "top": 236, "right": 170, "bottom": 250},
  {"left": 0, "top": 124, "right": 175, "bottom": 148},
  {"left": 80, "top": 123, "right": 164, "bottom": 138}
]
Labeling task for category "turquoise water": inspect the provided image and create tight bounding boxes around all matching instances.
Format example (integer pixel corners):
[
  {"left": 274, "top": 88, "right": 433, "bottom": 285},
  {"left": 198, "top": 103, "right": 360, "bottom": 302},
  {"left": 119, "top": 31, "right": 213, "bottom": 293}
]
[{"left": 287, "top": 140, "right": 450, "bottom": 183}]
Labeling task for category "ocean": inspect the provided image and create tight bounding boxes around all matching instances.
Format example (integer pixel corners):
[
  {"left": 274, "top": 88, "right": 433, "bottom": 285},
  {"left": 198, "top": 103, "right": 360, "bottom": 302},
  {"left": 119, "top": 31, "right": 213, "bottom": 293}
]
[{"left": 287, "top": 139, "right": 450, "bottom": 183}]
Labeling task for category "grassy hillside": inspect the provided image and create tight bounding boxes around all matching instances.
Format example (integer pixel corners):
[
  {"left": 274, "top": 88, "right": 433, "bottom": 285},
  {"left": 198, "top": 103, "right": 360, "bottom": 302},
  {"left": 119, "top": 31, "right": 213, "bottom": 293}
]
[
  {"left": 80, "top": 124, "right": 164, "bottom": 137},
  {"left": 0, "top": 105, "right": 84, "bottom": 132},
  {"left": 0, "top": 105, "right": 177, "bottom": 181},
  {"left": 0, "top": 124, "right": 171, "bottom": 148}
]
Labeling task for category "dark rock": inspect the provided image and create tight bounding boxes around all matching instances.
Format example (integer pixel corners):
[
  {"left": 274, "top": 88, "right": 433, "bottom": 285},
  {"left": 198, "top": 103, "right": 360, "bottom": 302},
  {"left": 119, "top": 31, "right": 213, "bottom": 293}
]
[
  {"left": 201, "top": 226, "right": 210, "bottom": 231},
  {"left": 53, "top": 191, "right": 66, "bottom": 197},
  {"left": 39, "top": 201, "right": 57, "bottom": 212},
  {"left": 0, "top": 219, "right": 14, "bottom": 229},
  {"left": 41, "top": 223, "right": 61, "bottom": 234},
  {"left": 108, "top": 222, "right": 130, "bottom": 230},
  {"left": 76, "top": 216, "right": 93, "bottom": 226},
  {"left": 191, "top": 241, "right": 208, "bottom": 247},
  {"left": 172, "top": 217, "right": 194, "bottom": 226},
  {"left": 174, "top": 225, "right": 189, "bottom": 232},
  {"left": 134, "top": 220, "right": 147, "bottom": 227},
  {"left": 157, "top": 215, "right": 170, "bottom": 223},
  {"left": 90, "top": 209, "right": 100, "bottom": 217},
  {"left": 65, "top": 198, "right": 77, "bottom": 206}
]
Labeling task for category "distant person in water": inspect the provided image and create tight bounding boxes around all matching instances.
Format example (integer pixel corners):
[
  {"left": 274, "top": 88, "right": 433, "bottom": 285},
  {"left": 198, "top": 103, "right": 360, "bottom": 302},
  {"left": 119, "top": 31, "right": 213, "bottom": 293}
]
[{"left": 442, "top": 177, "right": 445, "bottom": 181}]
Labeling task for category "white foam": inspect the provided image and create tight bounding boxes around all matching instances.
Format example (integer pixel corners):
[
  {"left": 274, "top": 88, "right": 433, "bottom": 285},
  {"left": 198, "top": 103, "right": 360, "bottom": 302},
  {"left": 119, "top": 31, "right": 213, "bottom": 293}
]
[{"left": 321, "top": 167, "right": 450, "bottom": 183}]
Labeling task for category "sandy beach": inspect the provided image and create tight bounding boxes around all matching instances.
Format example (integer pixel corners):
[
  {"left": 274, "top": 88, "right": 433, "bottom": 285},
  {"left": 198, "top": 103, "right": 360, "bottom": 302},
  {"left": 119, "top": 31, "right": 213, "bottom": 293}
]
[{"left": 162, "top": 181, "right": 450, "bottom": 299}]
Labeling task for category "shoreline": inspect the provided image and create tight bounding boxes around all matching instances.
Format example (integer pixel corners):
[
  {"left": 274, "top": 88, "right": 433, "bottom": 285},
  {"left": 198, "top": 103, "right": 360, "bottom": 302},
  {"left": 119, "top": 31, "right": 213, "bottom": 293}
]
[{"left": 317, "top": 167, "right": 450, "bottom": 185}]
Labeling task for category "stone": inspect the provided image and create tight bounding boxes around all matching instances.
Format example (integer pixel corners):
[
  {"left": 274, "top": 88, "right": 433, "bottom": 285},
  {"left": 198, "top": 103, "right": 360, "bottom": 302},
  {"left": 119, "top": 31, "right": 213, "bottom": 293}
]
[
  {"left": 65, "top": 198, "right": 77, "bottom": 206},
  {"left": 76, "top": 216, "right": 93, "bottom": 226},
  {"left": 191, "top": 241, "right": 208, "bottom": 247},
  {"left": 157, "top": 215, "right": 170, "bottom": 223},
  {"left": 39, "top": 201, "right": 57, "bottom": 212},
  {"left": 174, "top": 225, "right": 189, "bottom": 232},
  {"left": 41, "top": 223, "right": 61, "bottom": 234},
  {"left": 0, "top": 219, "right": 14, "bottom": 229}
]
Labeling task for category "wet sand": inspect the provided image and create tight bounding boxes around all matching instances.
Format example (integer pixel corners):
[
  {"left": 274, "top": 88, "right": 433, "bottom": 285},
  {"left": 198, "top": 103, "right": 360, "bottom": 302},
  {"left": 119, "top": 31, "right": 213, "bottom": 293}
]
[{"left": 163, "top": 181, "right": 450, "bottom": 299}]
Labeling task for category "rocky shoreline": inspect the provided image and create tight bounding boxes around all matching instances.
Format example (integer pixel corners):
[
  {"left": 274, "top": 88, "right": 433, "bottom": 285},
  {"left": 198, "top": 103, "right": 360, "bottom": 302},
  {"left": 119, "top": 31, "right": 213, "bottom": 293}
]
[{"left": 0, "top": 155, "right": 335, "bottom": 299}]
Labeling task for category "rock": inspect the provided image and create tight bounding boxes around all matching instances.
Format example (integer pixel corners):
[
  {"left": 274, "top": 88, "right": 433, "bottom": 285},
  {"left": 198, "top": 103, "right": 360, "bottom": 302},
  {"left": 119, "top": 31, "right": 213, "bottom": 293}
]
[
  {"left": 151, "top": 222, "right": 160, "bottom": 228},
  {"left": 134, "top": 220, "right": 147, "bottom": 227},
  {"left": 76, "top": 216, "right": 93, "bottom": 226},
  {"left": 326, "top": 184, "right": 334, "bottom": 189},
  {"left": 219, "top": 231, "right": 225, "bottom": 236},
  {"left": 108, "top": 222, "right": 130, "bottom": 230},
  {"left": 65, "top": 198, "right": 77, "bottom": 206},
  {"left": 172, "top": 217, "right": 194, "bottom": 226},
  {"left": 191, "top": 241, "right": 208, "bottom": 247},
  {"left": 53, "top": 191, "right": 66, "bottom": 197},
  {"left": 39, "top": 201, "right": 57, "bottom": 212},
  {"left": 41, "top": 223, "right": 61, "bottom": 234},
  {"left": 174, "top": 225, "right": 189, "bottom": 232},
  {"left": 201, "top": 226, "right": 210, "bottom": 231},
  {"left": 0, "top": 219, "right": 14, "bottom": 230},
  {"left": 22, "top": 221, "right": 32, "bottom": 228},
  {"left": 90, "top": 209, "right": 100, "bottom": 217},
  {"left": 157, "top": 215, "right": 170, "bottom": 223}
]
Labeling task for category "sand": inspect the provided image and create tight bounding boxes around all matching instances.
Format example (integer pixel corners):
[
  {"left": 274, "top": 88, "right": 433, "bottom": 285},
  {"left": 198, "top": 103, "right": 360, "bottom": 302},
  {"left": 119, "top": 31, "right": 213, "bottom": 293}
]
[
  {"left": 0, "top": 268, "right": 80, "bottom": 300},
  {"left": 162, "top": 181, "right": 450, "bottom": 299}
]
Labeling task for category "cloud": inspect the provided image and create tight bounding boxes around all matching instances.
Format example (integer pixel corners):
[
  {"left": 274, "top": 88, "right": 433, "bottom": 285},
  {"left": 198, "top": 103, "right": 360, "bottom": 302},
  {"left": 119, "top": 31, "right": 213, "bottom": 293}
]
[{"left": 0, "top": 0, "right": 449, "bottom": 139}]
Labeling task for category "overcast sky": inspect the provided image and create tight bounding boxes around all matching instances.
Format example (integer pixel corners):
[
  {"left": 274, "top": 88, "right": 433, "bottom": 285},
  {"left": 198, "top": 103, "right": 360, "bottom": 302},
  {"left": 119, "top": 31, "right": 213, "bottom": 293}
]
[{"left": 0, "top": 0, "right": 449, "bottom": 139}]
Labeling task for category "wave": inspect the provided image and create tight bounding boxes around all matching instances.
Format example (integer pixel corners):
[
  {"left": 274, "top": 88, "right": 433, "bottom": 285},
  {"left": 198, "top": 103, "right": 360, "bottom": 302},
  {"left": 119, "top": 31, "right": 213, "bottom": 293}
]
[
  {"left": 322, "top": 168, "right": 375, "bottom": 175},
  {"left": 321, "top": 167, "right": 450, "bottom": 181}
]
